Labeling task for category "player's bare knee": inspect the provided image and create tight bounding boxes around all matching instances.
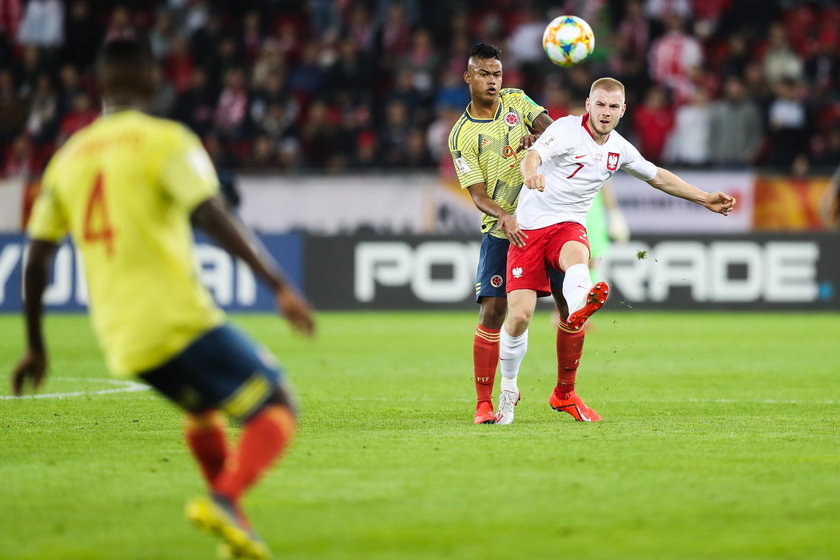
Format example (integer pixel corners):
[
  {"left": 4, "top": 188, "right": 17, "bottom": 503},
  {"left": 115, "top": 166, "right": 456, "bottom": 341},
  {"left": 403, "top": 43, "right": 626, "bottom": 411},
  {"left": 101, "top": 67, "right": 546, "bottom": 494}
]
[
  {"left": 559, "top": 241, "right": 590, "bottom": 270},
  {"left": 505, "top": 308, "right": 533, "bottom": 335}
]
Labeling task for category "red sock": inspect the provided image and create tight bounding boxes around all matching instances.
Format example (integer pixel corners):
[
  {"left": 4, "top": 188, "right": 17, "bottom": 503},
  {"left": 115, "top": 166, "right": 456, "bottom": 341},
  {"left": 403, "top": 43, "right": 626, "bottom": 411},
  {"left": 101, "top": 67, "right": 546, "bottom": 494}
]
[
  {"left": 185, "top": 414, "right": 228, "bottom": 486},
  {"left": 213, "top": 405, "right": 295, "bottom": 503},
  {"left": 473, "top": 325, "right": 500, "bottom": 406},
  {"left": 556, "top": 321, "right": 586, "bottom": 399}
]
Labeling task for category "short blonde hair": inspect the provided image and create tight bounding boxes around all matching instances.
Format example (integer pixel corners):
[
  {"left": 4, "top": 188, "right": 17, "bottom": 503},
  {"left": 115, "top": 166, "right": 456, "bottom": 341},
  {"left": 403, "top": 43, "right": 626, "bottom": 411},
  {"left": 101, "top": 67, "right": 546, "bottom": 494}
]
[{"left": 589, "top": 77, "right": 625, "bottom": 100}]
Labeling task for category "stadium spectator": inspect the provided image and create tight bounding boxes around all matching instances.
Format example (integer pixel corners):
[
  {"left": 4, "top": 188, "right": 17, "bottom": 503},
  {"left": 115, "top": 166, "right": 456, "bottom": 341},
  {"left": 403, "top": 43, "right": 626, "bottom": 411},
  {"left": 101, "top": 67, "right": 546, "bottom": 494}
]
[
  {"left": 286, "top": 40, "right": 324, "bottom": 108},
  {"left": 632, "top": 86, "right": 674, "bottom": 163},
  {"left": 16, "top": 0, "right": 63, "bottom": 48},
  {"left": 812, "top": 127, "right": 840, "bottom": 170},
  {"left": 0, "top": 70, "right": 27, "bottom": 144},
  {"left": 3, "top": 133, "right": 37, "bottom": 178},
  {"left": 398, "top": 28, "right": 439, "bottom": 100},
  {"left": 104, "top": 5, "right": 133, "bottom": 41},
  {"left": 506, "top": 5, "right": 546, "bottom": 65},
  {"left": 147, "top": 63, "right": 176, "bottom": 117},
  {"left": 324, "top": 38, "right": 373, "bottom": 106},
  {"left": 241, "top": 10, "right": 265, "bottom": 63},
  {"left": 720, "top": 33, "right": 751, "bottom": 80},
  {"left": 709, "top": 76, "right": 763, "bottom": 167},
  {"left": 171, "top": 67, "right": 216, "bottom": 137},
  {"left": 242, "top": 133, "right": 281, "bottom": 170},
  {"left": 648, "top": 14, "right": 703, "bottom": 105},
  {"left": 165, "top": 35, "right": 194, "bottom": 93},
  {"left": 377, "top": 1, "right": 412, "bottom": 69},
  {"left": 804, "top": 41, "right": 840, "bottom": 101},
  {"left": 541, "top": 78, "right": 572, "bottom": 120},
  {"left": 57, "top": 91, "right": 98, "bottom": 143},
  {"left": 766, "top": 77, "right": 811, "bottom": 169},
  {"left": 344, "top": 3, "right": 376, "bottom": 55},
  {"left": 149, "top": 9, "right": 176, "bottom": 60},
  {"left": 644, "top": 0, "right": 692, "bottom": 23},
  {"left": 56, "top": 63, "right": 86, "bottom": 117},
  {"left": 434, "top": 70, "right": 470, "bottom": 112},
  {"left": 62, "top": 0, "right": 102, "bottom": 70},
  {"left": 377, "top": 99, "right": 413, "bottom": 167},
  {"left": 213, "top": 68, "right": 249, "bottom": 139},
  {"left": 300, "top": 99, "right": 339, "bottom": 168},
  {"left": 665, "top": 87, "right": 712, "bottom": 166},
  {"left": 251, "top": 39, "right": 285, "bottom": 90},
  {"left": 762, "top": 22, "right": 804, "bottom": 88},
  {"left": 14, "top": 45, "right": 46, "bottom": 97},
  {"left": 25, "top": 73, "right": 60, "bottom": 144},
  {"left": 613, "top": 0, "right": 650, "bottom": 70}
]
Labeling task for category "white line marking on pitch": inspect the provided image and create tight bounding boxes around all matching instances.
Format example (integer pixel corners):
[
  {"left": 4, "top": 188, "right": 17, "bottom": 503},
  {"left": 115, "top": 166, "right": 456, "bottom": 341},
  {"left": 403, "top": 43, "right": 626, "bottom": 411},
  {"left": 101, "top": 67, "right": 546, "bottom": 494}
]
[{"left": 0, "top": 377, "right": 149, "bottom": 400}]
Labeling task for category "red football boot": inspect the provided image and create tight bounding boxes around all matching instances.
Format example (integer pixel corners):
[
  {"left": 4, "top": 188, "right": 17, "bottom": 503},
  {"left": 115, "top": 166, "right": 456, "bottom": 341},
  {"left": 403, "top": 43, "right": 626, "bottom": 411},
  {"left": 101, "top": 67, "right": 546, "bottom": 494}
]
[
  {"left": 566, "top": 282, "right": 609, "bottom": 330},
  {"left": 473, "top": 401, "right": 495, "bottom": 424},
  {"left": 549, "top": 389, "right": 601, "bottom": 422}
]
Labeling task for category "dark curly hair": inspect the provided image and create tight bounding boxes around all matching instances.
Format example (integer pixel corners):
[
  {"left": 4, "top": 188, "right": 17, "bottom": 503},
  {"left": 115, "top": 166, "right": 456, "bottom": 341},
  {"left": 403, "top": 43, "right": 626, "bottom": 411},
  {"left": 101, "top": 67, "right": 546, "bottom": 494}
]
[{"left": 470, "top": 43, "right": 501, "bottom": 60}]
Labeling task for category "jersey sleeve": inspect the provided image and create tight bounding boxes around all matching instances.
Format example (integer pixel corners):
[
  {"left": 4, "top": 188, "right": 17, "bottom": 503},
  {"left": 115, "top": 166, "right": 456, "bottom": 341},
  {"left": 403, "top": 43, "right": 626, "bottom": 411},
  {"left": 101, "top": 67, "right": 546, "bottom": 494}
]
[
  {"left": 449, "top": 124, "right": 484, "bottom": 190},
  {"left": 27, "top": 161, "right": 67, "bottom": 242},
  {"left": 516, "top": 91, "right": 547, "bottom": 128},
  {"left": 160, "top": 127, "right": 220, "bottom": 211},
  {"left": 528, "top": 119, "right": 570, "bottom": 164},
  {"left": 620, "top": 140, "right": 658, "bottom": 181}
]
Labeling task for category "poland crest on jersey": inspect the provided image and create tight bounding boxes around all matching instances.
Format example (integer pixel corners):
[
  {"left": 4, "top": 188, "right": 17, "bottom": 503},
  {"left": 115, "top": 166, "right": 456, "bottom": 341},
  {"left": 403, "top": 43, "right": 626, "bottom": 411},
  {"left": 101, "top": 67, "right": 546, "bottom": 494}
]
[
  {"left": 504, "top": 110, "right": 520, "bottom": 127},
  {"left": 607, "top": 152, "right": 620, "bottom": 171}
]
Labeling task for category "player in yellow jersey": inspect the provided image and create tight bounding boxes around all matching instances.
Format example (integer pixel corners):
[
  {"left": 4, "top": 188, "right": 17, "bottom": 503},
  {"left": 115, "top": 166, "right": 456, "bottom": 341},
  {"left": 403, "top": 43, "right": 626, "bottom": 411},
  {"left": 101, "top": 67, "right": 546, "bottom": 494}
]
[
  {"left": 448, "top": 44, "right": 564, "bottom": 425},
  {"left": 10, "top": 39, "right": 314, "bottom": 560}
]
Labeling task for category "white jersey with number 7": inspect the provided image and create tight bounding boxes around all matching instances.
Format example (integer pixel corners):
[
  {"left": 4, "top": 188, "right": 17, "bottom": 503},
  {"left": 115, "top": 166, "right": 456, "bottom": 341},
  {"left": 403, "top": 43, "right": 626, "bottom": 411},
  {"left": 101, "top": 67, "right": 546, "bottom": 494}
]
[{"left": 517, "top": 114, "right": 657, "bottom": 230}]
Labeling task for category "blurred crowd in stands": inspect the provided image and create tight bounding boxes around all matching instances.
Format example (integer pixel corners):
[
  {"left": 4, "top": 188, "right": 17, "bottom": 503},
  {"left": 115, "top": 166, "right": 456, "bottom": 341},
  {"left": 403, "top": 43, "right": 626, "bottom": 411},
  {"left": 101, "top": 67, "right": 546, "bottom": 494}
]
[{"left": 1, "top": 0, "right": 839, "bottom": 179}]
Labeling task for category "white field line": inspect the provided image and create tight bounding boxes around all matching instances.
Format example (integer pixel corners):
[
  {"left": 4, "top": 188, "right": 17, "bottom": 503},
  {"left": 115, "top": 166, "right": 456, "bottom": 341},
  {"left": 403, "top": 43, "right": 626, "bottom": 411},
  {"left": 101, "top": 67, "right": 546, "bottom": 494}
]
[{"left": 0, "top": 376, "right": 149, "bottom": 400}]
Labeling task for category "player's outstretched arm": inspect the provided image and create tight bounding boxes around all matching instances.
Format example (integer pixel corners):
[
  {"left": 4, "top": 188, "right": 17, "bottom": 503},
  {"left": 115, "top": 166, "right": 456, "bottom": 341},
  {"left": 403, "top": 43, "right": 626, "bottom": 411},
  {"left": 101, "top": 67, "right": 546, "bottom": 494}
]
[
  {"left": 466, "top": 184, "right": 527, "bottom": 248},
  {"left": 12, "top": 239, "right": 57, "bottom": 395},
  {"left": 192, "top": 197, "right": 315, "bottom": 336},
  {"left": 647, "top": 167, "right": 736, "bottom": 215}
]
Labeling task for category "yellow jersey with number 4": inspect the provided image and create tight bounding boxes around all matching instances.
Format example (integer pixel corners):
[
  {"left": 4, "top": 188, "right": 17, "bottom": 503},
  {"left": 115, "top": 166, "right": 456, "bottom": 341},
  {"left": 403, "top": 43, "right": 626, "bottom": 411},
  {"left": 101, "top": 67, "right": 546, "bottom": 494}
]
[{"left": 27, "top": 109, "right": 224, "bottom": 377}]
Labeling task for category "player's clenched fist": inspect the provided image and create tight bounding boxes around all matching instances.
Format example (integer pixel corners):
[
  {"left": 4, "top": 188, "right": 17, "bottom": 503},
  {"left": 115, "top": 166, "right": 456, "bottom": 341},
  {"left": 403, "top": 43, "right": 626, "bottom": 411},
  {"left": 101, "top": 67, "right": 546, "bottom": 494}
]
[
  {"left": 704, "top": 191, "right": 737, "bottom": 215},
  {"left": 524, "top": 173, "right": 546, "bottom": 192}
]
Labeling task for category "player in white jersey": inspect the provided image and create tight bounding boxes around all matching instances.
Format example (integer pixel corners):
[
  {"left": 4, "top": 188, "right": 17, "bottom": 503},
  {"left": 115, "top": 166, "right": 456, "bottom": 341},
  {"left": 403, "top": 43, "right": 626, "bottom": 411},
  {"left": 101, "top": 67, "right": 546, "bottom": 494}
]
[{"left": 500, "top": 77, "right": 735, "bottom": 422}]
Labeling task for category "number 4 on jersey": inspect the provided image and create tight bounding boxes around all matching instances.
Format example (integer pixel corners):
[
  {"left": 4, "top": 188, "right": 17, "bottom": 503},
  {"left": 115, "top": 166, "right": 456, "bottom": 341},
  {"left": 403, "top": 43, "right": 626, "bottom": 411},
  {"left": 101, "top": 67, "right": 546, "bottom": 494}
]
[{"left": 83, "top": 172, "right": 116, "bottom": 256}]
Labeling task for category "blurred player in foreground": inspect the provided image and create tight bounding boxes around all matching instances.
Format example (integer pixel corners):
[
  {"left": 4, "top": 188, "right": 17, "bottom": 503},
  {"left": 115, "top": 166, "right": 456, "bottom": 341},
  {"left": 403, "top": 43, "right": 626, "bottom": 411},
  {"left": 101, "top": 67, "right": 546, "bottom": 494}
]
[
  {"left": 11, "top": 39, "right": 314, "bottom": 559},
  {"left": 503, "top": 77, "right": 735, "bottom": 422},
  {"left": 448, "top": 43, "right": 564, "bottom": 425}
]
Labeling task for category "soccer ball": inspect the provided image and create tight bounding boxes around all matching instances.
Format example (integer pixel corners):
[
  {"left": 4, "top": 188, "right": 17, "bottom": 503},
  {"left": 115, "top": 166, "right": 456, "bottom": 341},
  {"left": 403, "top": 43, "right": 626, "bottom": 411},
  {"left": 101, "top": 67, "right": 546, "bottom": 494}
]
[{"left": 542, "top": 15, "right": 595, "bottom": 67}]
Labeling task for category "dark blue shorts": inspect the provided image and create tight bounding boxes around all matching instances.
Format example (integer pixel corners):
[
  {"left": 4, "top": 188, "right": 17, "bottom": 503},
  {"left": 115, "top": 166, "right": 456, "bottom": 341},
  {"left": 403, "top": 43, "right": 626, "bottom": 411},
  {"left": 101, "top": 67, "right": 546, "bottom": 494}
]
[
  {"left": 139, "top": 324, "right": 287, "bottom": 422},
  {"left": 475, "top": 233, "right": 565, "bottom": 302}
]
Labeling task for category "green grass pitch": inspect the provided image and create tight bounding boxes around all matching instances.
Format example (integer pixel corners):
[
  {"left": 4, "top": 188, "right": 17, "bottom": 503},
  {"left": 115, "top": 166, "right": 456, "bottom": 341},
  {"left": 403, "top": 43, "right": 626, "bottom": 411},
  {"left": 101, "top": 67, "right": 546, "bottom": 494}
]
[{"left": 1, "top": 311, "right": 839, "bottom": 560}]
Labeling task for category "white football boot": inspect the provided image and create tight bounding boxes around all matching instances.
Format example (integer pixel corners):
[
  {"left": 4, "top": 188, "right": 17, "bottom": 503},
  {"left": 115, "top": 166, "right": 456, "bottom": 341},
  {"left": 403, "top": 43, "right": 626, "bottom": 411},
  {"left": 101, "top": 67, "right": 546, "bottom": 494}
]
[{"left": 494, "top": 390, "right": 520, "bottom": 425}]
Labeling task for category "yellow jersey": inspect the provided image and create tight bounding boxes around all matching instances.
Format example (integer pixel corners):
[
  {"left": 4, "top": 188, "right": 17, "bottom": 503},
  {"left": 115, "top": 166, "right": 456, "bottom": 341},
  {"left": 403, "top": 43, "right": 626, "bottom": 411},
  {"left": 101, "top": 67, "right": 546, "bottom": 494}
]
[
  {"left": 27, "top": 109, "right": 224, "bottom": 377},
  {"left": 448, "top": 88, "right": 546, "bottom": 238}
]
